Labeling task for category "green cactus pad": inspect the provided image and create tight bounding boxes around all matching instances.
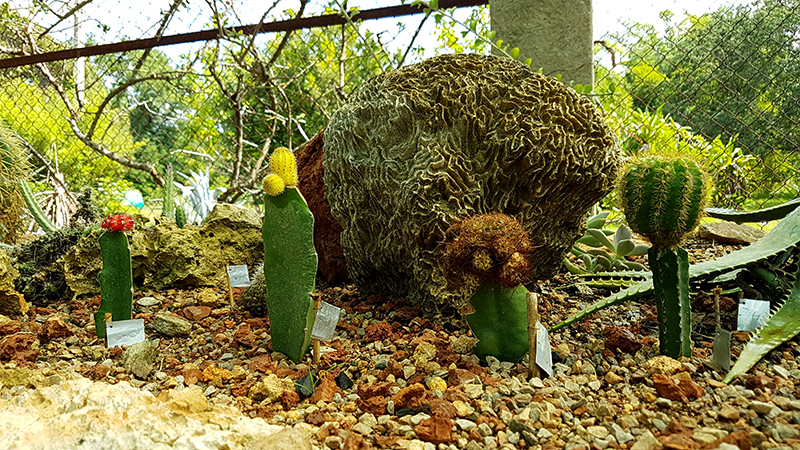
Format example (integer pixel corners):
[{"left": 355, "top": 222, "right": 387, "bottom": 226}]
[
  {"left": 94, "top": 231, "right": 133, "bottom": 338},
  {"left": 621, "top": 157, "right": 706, "bottom": 248},
  {"left": 262, "top": 188, "right": 317, "bottom": 363},
  {"left": 466, "top": 283, "right": 530, "bottom": 362}
]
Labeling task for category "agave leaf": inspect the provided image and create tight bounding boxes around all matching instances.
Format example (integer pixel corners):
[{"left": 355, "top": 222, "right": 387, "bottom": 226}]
[
  {"left": 706, "top": 197, "right": 800, "bottom": 223},
  {"left": 723, "top": 266, "right": 800, "bottom": 383},
  {"left": 552, "top": 207, "right": 800, "bottom": 332}
]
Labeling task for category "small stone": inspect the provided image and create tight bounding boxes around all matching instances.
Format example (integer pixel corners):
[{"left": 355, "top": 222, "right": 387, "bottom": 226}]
[
  {"left": 464, "top": 383, "right": 483, "bottom": 399},
  {"left": 644, "top": 356, "right": 682, "bottom": 376},
  {"left": 183, "top": 305, "right": 211, "bottom": 321},
  {"left": 537, "top": 428, "right": 553, "bottom": 439},
  {"left": 455, "top": 419, "right": 477, "bottom": 432},
  {"left": 136, "top": 297, "right": 160, "bottom": 307},
  {"left": 121, "top": 340, "right": 157, "bottom": 379},
  {"left": 587, "top": 425, "right": 610, "bottom": 439},
  {"left": 403, "top": 365, "right": 417, "bottom": 380},
  {"left": 530, "top": 377, "right": 545, "bottom": 388},
  {"left": 415, "top": 414, "right": 454, "bottom": 445},
  {"left": 477, "top": 422, "right": 493, "bottom": 437},
  {"left": 718, "top": 404, "right": 740, "bottom": 421},
  {"left": 449, "top": 335, "right": 479, "bottom": 354},
  {"left": 427, "top": 376, "right": 447, "bottom": 393},
  {"left": 152, "top": 313, "right": 191, "bottom": 337},
  {"left": 749, "top": 400, "right": 776, "bottom": 415},
  {"left": 605, "top": 371, "right": 624, "bottom": 384},
  {"left": 630, "top": 430, "right": 661, "bottom": 450},
  {"left": 248, "top": 374, "right": 294, "bottom": 403},
  {"left": 0, "top": 333, "right": 40, "bottom": 362},
  {"left": 38, "top": 315, "right": 73, "bottom": 342}
]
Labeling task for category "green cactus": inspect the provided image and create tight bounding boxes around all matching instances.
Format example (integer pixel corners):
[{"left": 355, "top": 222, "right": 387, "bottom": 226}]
[
  {"left": 175, "top": 203, "right": 187, "bottom": 229},
  {"left": 619, "top": 155, "right": 707, "bottom": 358},
  {"left": 94, "top": 215, "right": 135, "bottom": 339},
  {"left": 261, "top": 147, "right": 317, "bottom": 363},
  {"left": 18, "top": 179, "right": 56, "bottom": 235},
  {"left": 441, "top": 213, "right": 534, "bottom": 362}
]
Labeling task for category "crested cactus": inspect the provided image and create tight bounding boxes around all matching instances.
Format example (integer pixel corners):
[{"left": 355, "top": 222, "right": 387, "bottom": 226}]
[
  {"left": 94, "top": 214, "right": 135, "bottom": 338},
  {"left": 619, "top": 155, "right": 708, "bottom": 358},
  {"left": 261, "top": 147, "right": 317, "bottom": 363},
  {"left": 441, "top": 213, "right": 533, "bottom": 362}
]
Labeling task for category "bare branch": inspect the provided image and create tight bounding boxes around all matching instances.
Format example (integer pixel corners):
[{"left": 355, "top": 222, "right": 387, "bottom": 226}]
[
  {"left": 396, "top": 11, "right": 430, "bottom": 69},
  {"left": 131, "top": 0, "right": 185, "bottom": 76},
  {"left": 37, "top": 0, "right": 96, "bottom": 38}
]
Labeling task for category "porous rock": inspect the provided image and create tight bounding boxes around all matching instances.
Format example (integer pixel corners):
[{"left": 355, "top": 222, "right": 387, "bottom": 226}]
[
  {"left": 323, "top": 53, "right": 620, "bottom": 309},
  {"left": 296, "top": 129, "right": 349, "bottom": 283},
  {"left": 0, "top": 376, "right": 308, "bottom": 450},
  {"left": 63, "top": 203, "right": 263, "bottom": 297},
  {"left": 153, "top": 313, "right": 192, "bottom": 337},
  {"left": 699, "top": 221, "right": 766, "bottom": 245},
  {"left": 0, "top": 249, "right": 27, "bottom": 314}
]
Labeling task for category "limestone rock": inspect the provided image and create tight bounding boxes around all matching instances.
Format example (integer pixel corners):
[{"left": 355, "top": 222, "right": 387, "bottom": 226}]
[
  {"left": 296, "top": 129, "right": 349, "bottom": 283},
  {"left": 0, "top": 249, "right": 27, "bottom": 315},
  {"left": 153, "top": 313, "right": 192, "bottom": 337},
  {"left": 699, "top": 221, "right": 766, "bottom": 245},
  {"left": 248, "top": 373, "right": 295, "bottom": 403},
  {"left": 323, "top": 53, "right": 620, "bottom": 309},
  {"left": 121, "top": 340, "right": 158, "bottom": 378},
  {"left": 64, "top": 203, "right": 263, "bottom": 297},
  {"left": 0, "top": 376, "right": 308, "bottom": 450}
]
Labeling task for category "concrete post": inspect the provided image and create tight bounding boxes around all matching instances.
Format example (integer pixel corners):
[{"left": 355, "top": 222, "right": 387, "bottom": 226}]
[{"left": 490, "top": 0, "right": 594, "bottom": 86}]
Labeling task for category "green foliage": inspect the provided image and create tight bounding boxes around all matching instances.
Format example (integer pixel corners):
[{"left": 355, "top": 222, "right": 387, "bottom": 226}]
[
  {"left": 0, "top": 120, "right": 29, "bottom": 242},
  {"left": 17, "top": 179, "right": 56, "bottom": 234},
  {"left": 94, "top": 230, "right": 134, "bottom": 338}
]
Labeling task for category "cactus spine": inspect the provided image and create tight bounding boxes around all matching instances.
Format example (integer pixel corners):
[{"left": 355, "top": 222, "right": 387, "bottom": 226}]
[
  {"left": 94, "top": 215, "right": 135, "bottom": 338},
  {"left": 619, "top": 155, "right": 707, "bottom": 358},
  {"left": 261, "top": 147, "right": 316, "bottom": 362}
]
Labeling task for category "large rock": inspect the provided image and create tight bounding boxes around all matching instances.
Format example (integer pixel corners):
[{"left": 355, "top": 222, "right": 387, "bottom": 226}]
[
  {"left": 63, "top": 203, "right": 263, "bottom": 297},
  {"left": 0, "top": 249, "right": 27, "bottom": 314},
  {"left": 323, "top": 53, "right": 621, "bottom": 309},
  {"left": 699, "top": 221, "right": 766, "bottom": 245},
  {"left": 0, "top": 376, "right": 311, "bottom": 450},
  {"left": 296, "top": 129, "right": 349, "bottom": 283}
]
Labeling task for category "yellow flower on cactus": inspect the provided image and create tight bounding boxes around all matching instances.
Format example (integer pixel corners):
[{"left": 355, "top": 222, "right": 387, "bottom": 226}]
[
  {"left": 262, "top": 173, "right": 286, "bottom": 196},
  {"left": 270, "top": 146, "right": 298, "bottom": 187}
]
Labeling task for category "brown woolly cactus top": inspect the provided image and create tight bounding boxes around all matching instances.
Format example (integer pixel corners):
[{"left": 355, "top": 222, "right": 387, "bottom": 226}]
[{"left": 441, "top": 213, "right": 534, "bottom": 289}]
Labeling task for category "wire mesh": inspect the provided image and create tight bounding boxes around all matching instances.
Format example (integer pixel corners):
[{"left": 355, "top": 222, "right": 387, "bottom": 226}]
[{"left": 0, "top": 0, "right": 797, "bottom": 241}]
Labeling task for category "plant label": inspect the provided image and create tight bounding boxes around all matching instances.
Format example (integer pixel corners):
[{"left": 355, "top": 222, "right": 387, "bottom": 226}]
[
  {"left": 311, "top": 301, "right": 341, "bottom": 342},
  {"left": 737, "top": 298, "right": 771, "bottom": 331},
  {"left": 535, "top": 322, "right": 553, "bottom": 377},
  {"left": 106, "top": 319, "right": 145, "bottom": 348},
  {"left": 226, "top": 265, "right": 251, "bottom": 287},
  {"left": 713, "top": 326, "right": 731, "bottom": 372}
]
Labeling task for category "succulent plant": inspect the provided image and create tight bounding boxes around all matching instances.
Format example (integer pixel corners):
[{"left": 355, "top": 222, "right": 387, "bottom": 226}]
[
  {"left": 94, "top": 214, "right": 135, "bottom": 338},
  {"left": 0, "top": 123, "right": 31, "bottom": 243},
  {"left": 441, "top": 213, "right": 533, "bottom": 362},
  {"left": 261, "top": 147, "right": 317, "bottom": 363},
  {"left": 566, "top": 211, "right": 649, "bottom": 274},
  {"left": 18, "top": 179, "right": 56, "bottom": 235},
  {"left": 617, "top": 155, "right": 708, "bottom": 358}
]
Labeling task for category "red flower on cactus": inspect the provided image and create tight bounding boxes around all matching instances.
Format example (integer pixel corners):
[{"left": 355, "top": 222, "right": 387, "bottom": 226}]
[{"left": 101, "top": 214, "right": 134, "bottom": 232}]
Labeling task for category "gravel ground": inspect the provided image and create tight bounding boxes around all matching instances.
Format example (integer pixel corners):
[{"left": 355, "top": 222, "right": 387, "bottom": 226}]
[{"left": 1, "top": 239, "right": 798, "bottom": 450}]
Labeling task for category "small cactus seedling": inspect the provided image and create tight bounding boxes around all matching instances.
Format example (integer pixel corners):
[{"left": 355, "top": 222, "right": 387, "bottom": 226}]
[
  {"left": 261, "top": 147, "right": 317, "bottom": 363},
  {"left": 441, "top": 213, "right": 533, "bottom": 362},
  {"left": 94, "top": 214, "right": 135, "bottom": 338},
  {"left": 619, "top": 155, "right": 708, "bottom": 358}
]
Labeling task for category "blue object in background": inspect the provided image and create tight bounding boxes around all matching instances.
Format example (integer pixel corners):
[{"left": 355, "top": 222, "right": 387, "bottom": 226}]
[{"left": 122, "top": 189, "right": 145, "bottom": 209}]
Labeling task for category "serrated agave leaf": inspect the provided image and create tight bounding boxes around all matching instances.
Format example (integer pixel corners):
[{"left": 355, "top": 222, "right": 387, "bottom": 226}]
[
  {"left": 706, "top": 198, "right": 800, "bottom": 223},
  {"left": 549, "top": 280, "right": 655, "bottom": 331},
  {"left": 589, "top": 229, "right": 616, "bottom": 251},
  {"left": 577, "top": 270, "right": 651, "bottom": 280},
  {"left": 723, "top": 270, "right": 800, "bottom": 383},
  {"left": 630, "top": 244, "right": 651, "bottom": 256},
  {"left": 616, "top": 239, "right": 636, "bottom": 257},
  {"left": 615, "top": 225, "right": 632, "bottom": 245}
]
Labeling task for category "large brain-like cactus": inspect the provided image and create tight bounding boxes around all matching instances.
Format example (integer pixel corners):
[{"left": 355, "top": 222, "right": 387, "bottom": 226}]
[{"left": 323, "top": 53, "right": 620, "bottom": 310}]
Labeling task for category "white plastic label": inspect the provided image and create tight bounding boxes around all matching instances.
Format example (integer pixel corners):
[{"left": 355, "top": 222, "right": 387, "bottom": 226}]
[
  {"left": 226, "top": 265, "right": 251, "bottom": 287},
  {"left": 737, "top": 298, "right": 771, "bottom": 331},
  {"left": 106, "top": 319, "right": 145, "bottom": 348},
  {"left": 535, "top": 322, "right": 553, "bottom": 377},
  {"left": 311, "top": 301, "right": 341, "bottom": 342}
]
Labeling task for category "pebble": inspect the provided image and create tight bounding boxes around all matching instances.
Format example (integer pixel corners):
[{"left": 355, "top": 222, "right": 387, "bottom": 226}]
[{"left": 136, "top": 296, "right": 160, "bottom": 306}]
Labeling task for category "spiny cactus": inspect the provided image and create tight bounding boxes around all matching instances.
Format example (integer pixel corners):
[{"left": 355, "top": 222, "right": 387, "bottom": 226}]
[
  {"left": 441, "top": 213, "right": 533, "bottom": 362},
  {"left": 261, "top": 146, "right": 317, "bottom": 363},
  {"left": 619, "top": 155, "right": 708, "bottom": 358},
  {"left": 0, "top": 123, "right": 31, "bottom": 243},
  {"left": 94, "top": 214, "right": 135, "bottom": 338}
]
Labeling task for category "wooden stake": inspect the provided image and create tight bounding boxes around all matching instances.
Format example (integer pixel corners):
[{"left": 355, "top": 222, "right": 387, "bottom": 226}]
[
  {"left": 526, "top": 291, "right": 541, "bottom": 379},
  {"left": 228, "top": 284, "right": 235, "bottom": 309},
  {"left": 313, "top": 296, "right": 321, "bottom": 366},
  {"left": 713, "top": 287, "right": 722, "bottom": 329}
]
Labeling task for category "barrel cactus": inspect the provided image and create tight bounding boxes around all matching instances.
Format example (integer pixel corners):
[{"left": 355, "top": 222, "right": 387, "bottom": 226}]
[{"left": 619, "top": 155, "right": 708, "bottom": 358}]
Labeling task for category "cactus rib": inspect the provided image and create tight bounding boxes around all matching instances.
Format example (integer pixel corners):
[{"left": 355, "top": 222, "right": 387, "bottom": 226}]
[{"left": 18, "top": 179, "right": 56, "bottom": 234}]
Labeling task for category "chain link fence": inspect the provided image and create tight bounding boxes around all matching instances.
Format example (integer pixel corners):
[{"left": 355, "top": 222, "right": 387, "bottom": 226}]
[{"left": 0, "top": 0, "right": 797, "bottom": 242}]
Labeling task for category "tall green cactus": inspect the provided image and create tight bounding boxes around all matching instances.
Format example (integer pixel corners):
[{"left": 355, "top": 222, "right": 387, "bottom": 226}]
[
  {"left": 261, "top": 147, "right": 317, "bottom": 363},
  {"left": 18, "top": 179, "right": 56, "bottom": 234},
  {"left": 619, "top": 156, "right": 707, "bottom": 358},
  {"left": 94, "top": 215, "right": 135, "bottom": 338}
]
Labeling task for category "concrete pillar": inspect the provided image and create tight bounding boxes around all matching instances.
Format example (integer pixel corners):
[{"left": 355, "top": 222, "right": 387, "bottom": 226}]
[{"left": 490, "top": 0, "right": 593, "bottom": 86}]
